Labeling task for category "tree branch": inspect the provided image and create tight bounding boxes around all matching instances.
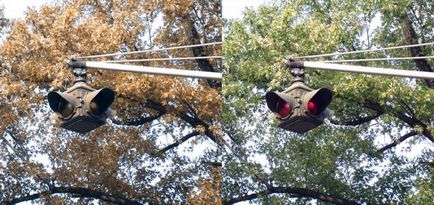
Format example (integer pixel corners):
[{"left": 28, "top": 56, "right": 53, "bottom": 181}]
[
  {"left": 330, "top": 110, "right": 383, "bottom": 126},
  {"left": 422, "top": 128, "right": 434, "bottom": 143},
  {"left": 201, "top": 161, "right": 223, "bottom": 167},
  {"left": 377, "top": 131, "right": 418, "bottom": 153},
  {"left": 111, "top": 97, "right": 221, "bottom": 145},
  {"left": 395, "top": 111, "right": 434, "bottom": 143},
  {"left": 112, "top": 112, "right": 165, "bottom": 126},
  {"left": 178, "top": 112, "right": 222, "bottom": 145},
  {"left": 362, "top": 100, "right": 385, "bottom": 113},
  {"left": 399, "top": 12, "right": 434, "bottom": 88},
  {"left": 185, "top": 15, "right": 221, "bottom": 88},
  {"left": 363, "top": 100, "right": 434, "bottom": 143},
  {"left": 223, "top": 186, "right": 360, "bottom": 205},
  {"left": 111, "top": 99, "right": 166, "bottom": 126},
  {"left": 159, "top": 131, "right": 200, "bottom": 154},
  {"left": 420, "top": 161, "right": 434, "bottom": 167},
  {"left": 5, "top": 186, "right": 144, "bottom": 205}
]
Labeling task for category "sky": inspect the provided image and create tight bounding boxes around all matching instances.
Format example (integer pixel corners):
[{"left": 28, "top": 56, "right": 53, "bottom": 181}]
[
  {"left": 0, "top": 0, "right": 49, "bottom": 19},
  {"left": 222, "top": 0, "right": 270, "bottom": 19}
]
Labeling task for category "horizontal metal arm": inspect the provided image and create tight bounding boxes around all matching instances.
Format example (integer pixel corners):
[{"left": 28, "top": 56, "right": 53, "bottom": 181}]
[
  {"left": 68, "top": 60, "right": 222, "bottom": 80},
  {"left": 287, "top": 60, "right": 434, "bottom": 80}
]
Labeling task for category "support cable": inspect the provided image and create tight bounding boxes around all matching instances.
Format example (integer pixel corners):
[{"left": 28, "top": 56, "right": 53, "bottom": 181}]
[
  {"left": 294, "top": 42, "right": 434, "bottom": 59},
  {"left": 285, "top": 60, "right": 434, "bottom": 80},
  {"left": 75, "top": 42, "right": 222, "bottom": 60},
  {"left": 69, "top": 60, "right": 222, "bottom": 80}
]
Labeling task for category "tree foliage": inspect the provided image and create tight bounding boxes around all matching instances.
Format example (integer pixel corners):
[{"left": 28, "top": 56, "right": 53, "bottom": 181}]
[
  {"left": 223, "top": 0, "right": 433, "bottom": 204},
  {"left": 0, "top": 0, "right": 222, "bottom": 204}
]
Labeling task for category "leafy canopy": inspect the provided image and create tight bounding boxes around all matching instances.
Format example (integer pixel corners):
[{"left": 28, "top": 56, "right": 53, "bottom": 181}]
[
  {"left": 223, "top": 0, "right": 434, "bottom": 204},
  {"left": 0, "top": 0, "right": 222, "bottom": 204}
]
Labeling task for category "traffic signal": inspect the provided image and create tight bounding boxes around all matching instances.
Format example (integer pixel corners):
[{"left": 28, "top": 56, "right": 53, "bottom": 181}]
[
  {"left": 48, "top": 82, "right": 115, "bottom": 133},
  {"left": 265, "top": 82, "right": 333, "bottom": 133},
  {"left": 47, "top": 91, "right": 76, "bottom": 119},
  {"left": 265, "top": 91, "right": 295, "bottom": 119},
  {"left": 302, "top": 88, "right": 332, "bottom": 116},
  {"left": 85, "top": 88, "right": 115, "bottom": 116}
]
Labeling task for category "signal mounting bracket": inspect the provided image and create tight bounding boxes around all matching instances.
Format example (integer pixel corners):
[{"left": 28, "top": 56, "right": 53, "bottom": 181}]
[
  {"left": 68, "top": 59, "right": 88, "bottom": 83},
  {"left": 286, "top": 59, "right": 305, "bottom": 83}
]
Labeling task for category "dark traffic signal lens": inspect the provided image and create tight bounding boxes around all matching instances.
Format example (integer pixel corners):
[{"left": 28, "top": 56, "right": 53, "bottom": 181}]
[
  {"left": 307, "top": 101, "right": 318, "bottom": 114},
  {"left": 278, "top": 101, "right": 291, "bottom": 119},
  {"left": 48, "top": 91, "right": 76, "bottom": 118},
  {"left": 303, "top": 88, "right": 332, "bottom": 115},
  {"left": 89, "top": 102, "right": 101, "bottom": 115},
  {"left": 59, "top": 102, "right": 74, "bottom": 117}
]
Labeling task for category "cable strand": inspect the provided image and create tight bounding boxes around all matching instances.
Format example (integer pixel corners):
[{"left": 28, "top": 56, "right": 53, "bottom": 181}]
[
  {"left": 294, "top": 42, "right": 434, "bottom": 59},
  {"left": 104, "top": 56, "right": 223, "bottom": 63},
  {"left": 74, "top": 42, "right": 222, "bottom": 60},
  {"left": 318, "top": 55, "right": 434, "bottom": 63}
]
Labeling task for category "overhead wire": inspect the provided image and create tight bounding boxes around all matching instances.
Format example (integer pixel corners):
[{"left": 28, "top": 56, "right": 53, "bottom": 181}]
[
  {"left": 318, "top": 55, "right": 434, "bottom": 63},
  {"left": 104, "top": 56, "right": 223, "bottom": 63},
  {"left": 294, "top": 42, "right": 434, "bottom": 59},
  {"left": 75, "top": 42, "right": 222, "bottom": 60}
]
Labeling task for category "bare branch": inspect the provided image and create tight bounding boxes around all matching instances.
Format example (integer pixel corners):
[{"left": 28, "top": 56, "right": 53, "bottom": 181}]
[
  {"left": 5, "top": 186, "right": 144, "bottom": 205},
  {"left": 330, "top": 111, "right": 383, "bottom": 126},
  {"left": 223, "top": 186, "right": 361, "bottom": 205},
  {"left": 186, "top": 15, "right": 221, "bottom": 88},
  {"left": 111, "top": 99, "right": 166, "bottom": 126},
  {"left": 111, "top": 97, "right": 221, "bottom": 145},
  {"left": 395, "top": 112, "right": 434, "bottom": 143},
  {"left": 421, "top": 128, "right": 434, "bottom": 143},
  {"left": 201, "top": 161, "right": 223, "bottom": 167},
  {"left": 377, "top": 131, "right": 418, "bottom": 153},
  {"left": 362, "top": 100, "right": 385, "bottom": 113},
  {"left": 178, "top": 112, "right": 222, "bottom": 145},
  {"left": 420, "top": 161, "right": 434, "bottom": 167},
  {"left": 364, "top": 100, "right": 434, "bottom": 143},
  {"left": 399, "top": 13, "right": 434, "bottom": 88},
  {"left": 112, "top": 112, "right": 165, "bottom": 126},
  {"left": 159, "top": 131, "right": 200, "bottom": 154}
]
